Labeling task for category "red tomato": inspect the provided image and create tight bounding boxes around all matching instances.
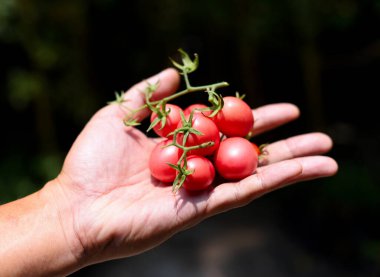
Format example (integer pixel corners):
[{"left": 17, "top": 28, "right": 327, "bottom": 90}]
[
  {"left": 183, "top": 155, "right": 215, "bottom": 191},
  {"left": 149, "top": 139, "right": 181, "bottom": 183},
  {"left": 183, "top": 103, "right": 211, "bottom": 117},
  {"left": 150, "top": 104, "right": 183, "bottom": 138},
  {"left": 177, "top": 113, "right": 220, "bottom": 156},
  {"left": 213, "top": 96, "right": 254, "bottom": 137},
  {"left": 214, "top": 137, "right": 258, "bottom": 180}
]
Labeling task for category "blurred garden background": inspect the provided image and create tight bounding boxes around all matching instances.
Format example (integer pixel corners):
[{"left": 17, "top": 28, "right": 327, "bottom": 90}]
[{"left": 1, "top": 0, "right": 379, "bottom": 276}]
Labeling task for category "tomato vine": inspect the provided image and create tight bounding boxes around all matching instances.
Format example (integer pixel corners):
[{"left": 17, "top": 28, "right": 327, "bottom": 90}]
[{"left": 112, "top": 49, "right": 262, "bottom": 193}]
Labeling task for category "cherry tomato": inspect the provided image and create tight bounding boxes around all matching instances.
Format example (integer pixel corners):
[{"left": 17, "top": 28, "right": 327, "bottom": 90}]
[
  {"left": 183, "top": 155, "right": 215, "bottom": 191},
  {"left": 177, "top": 113, "right": 220, "bottom": 156},
  {"left": 214, "top": 137, "right": 258, "bottom": 180},
  {"left": 150, "top": 104, "right": 183, "bottom": 138},
  {"left": 183, "top": 103, "right": 211, "bottom": 117},
  {"left": 149, "top": 139, "right": 181, "bottom": 183},
  {"left": 213, "top": 96, "right": 254, "bottom": 137}
]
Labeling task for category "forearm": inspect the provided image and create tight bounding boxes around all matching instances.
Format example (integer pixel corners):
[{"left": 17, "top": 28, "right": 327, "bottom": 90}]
[{"left": 0, "top": 181, "right": 82, "bottom": 276}]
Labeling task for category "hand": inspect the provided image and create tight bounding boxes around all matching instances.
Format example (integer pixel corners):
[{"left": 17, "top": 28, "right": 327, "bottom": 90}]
[{"left": 46, "top": 68, "right": 338, "bottom": 271}]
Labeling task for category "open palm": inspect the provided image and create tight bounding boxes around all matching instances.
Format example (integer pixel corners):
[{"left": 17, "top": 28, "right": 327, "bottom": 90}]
[{"left": 55, "top": 68, "right": 337, "bottom": 267}]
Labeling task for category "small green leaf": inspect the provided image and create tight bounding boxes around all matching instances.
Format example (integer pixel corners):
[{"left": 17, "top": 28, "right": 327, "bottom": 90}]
[
  {"left": 146, "top": 80, "right": 160, "bottom": 94},
  {"left": 159, "top": 116, "right": 167, "bottom": 131},
  {"left": 179, "top": 109, "right": 187, "bottom": 122},
  {"left": 167, "top": 163, "right": 180, "bottom": 170},
  {"left": 235, "top": 91, "right": 246, "bottom": 100},
  {"left": 108, "top": 91, "right": 126, "bottom": 105},
  {"left": 189, "top": 128, "right": 203, "bottom": 136},
  {"left": 169, "top": 58, "right": 184, "bottom": 71},
  {"left": 147, "top": 117, "right": 161, "bottom": 132},
  {"left": 123, "top": 118, "right": 141, "bottom": 127}
]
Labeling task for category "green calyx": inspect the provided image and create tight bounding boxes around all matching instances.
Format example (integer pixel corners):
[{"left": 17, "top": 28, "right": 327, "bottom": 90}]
[{"left": 170, "top": 48, "right": 199, "bottom": 75}]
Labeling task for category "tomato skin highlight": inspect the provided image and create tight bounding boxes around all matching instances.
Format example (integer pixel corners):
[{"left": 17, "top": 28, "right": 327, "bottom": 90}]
[
  {"left": 214, "top": 96, "right": 254, "bottom": 137},
  {"left": 149, "top": 139, "right": 181, "bottom": 183},
  {"left": 150, "top": 104, "right": 183, "bottom": 138},
  {"left": 177, "top": 113, "right": 220, "bottom": 157},
  {"left": 214, "top": 137, "right": 258, "bottom": 180},
  {"left": 183, "top": 155, "right": 215, "bottom": 191}
]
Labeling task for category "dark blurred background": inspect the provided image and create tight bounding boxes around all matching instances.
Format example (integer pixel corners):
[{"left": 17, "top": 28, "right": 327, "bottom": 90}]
[{"left": 1, "top": 1, "right": 379, "bottom": 276}]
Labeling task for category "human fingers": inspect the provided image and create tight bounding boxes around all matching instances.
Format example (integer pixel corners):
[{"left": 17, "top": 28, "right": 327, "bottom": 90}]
[
  {"left": 252, "top": 103, "right": 300, "bottom": 136},
  {"left": 206, "top": 155, "right": 338, "bottom": 215},
  {"left": 107, "top": 68, "right": 180, "bottom": 121},
  {"left": 259, "top": 132, "right": 334, "bottom": 165}
]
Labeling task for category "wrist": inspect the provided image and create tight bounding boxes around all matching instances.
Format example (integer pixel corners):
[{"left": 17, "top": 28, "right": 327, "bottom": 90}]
[
  {"left": 38, "top": 178, "right": 87, "bottom": 275},
  {"left": 0, "top": 179, "right": 86, "bottom": 276}
]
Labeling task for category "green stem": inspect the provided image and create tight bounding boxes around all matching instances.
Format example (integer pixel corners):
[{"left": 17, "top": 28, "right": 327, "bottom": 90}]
[
  {"left": 163, "top": 81, "right": 229, "bottom": 103},
  {"left": 183, "top": 71, "right": 191, "bottom": 89},
  {"left": 124, "top": 81, "right": 229, "bottom": 120}
]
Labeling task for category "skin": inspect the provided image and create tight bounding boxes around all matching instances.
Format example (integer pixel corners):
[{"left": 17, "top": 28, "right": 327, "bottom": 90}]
[{"left": 0, "top": 68, "right": 338, "bottom": 276}]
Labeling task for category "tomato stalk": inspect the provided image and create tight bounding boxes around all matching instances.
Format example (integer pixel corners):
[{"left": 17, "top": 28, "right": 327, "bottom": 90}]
[{"left": 121, "top": 49, "right": 228, "bottom": 127}]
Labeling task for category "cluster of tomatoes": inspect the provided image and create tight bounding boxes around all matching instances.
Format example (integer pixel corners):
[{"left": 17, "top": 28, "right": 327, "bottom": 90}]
[{"left": 148, "top": 95, "right": 260, "bottom": 192}]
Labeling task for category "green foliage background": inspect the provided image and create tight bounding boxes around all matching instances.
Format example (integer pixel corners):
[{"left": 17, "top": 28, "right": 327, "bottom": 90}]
[{"left": 1, "top": 0, "right": 379, "bottom": 275}]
